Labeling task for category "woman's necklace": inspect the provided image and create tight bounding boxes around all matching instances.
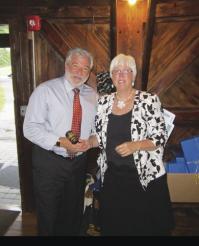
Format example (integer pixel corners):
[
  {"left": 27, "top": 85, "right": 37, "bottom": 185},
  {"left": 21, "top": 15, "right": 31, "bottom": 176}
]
[{"left": 115, "top": 90, "right": 134, "bottom": 109}]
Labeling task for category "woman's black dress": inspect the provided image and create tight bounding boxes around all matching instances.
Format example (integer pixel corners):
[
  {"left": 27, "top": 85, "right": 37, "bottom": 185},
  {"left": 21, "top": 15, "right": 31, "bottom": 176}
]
[{"left": 100, "top": 110, "right": 174, "bottom": 236}]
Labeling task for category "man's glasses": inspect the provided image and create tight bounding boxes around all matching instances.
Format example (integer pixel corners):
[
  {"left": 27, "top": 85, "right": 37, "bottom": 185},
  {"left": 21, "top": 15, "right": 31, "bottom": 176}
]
[
  {"left": 71, "top": 63, "right": 90, "bottom": 74},
  {"left": 112, "top": 69, "right": 133, "bottom": 75}
]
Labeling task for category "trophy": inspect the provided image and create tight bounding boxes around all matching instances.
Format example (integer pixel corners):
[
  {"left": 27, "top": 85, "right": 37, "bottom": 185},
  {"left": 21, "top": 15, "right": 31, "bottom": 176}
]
[{"left": 65, "top": 130, "right": 79, "bottom": 144}]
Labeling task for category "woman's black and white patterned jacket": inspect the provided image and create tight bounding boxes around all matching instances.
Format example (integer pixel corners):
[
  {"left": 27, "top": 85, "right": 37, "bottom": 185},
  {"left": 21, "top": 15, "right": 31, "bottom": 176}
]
[{"left": 94, "top": 90, "right": 168, "bottom": 190}]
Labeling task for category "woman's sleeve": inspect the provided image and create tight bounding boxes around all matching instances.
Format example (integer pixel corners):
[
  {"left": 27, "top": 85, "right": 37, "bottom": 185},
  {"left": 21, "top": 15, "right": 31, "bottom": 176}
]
[
  {"left": 93, "top": 96, "right": 105, "bottom": 149},
  {"left": 146, "top": 94, "right": 168, "bottom": 147}
]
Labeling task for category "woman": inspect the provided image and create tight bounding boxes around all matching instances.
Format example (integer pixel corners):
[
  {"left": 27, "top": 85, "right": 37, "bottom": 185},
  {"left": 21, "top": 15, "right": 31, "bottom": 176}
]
[{"left": 84, "top": 54, "right": 174, "bottom": 236}]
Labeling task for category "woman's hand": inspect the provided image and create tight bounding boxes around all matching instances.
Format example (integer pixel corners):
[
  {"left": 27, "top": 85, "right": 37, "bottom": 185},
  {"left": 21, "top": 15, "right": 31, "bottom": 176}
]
[
  {"left": 115, "top": 139, "right": 157, "bottom": 157},
  {"left": 78, "top": 139, "right": 91, "bottom": 152},
  {"left": 80, "top": 135, "right": 99, "bottom": 152},
  {"left": 115, "top": 141, "right": 140, "bottom": 157}
]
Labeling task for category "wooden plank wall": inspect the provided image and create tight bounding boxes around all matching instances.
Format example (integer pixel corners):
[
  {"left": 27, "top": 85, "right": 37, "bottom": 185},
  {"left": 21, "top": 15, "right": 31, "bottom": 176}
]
[
  {"left": 26, "top": 2, "right": 114, "bottom": 88},
  {"left": 145, "top": 0, "right": 199, "bottom": 155}
]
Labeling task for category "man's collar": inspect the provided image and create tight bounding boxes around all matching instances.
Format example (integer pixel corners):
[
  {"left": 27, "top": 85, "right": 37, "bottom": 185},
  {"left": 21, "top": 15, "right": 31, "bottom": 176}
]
[{"left": 64, "top": 77, "right": 84, "bottom": 93}]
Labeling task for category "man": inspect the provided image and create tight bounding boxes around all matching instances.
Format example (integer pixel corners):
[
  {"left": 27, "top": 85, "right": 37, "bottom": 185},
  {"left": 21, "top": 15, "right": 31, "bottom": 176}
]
[{"left": 23, "top": 48, "right": 97, "bottom": 236}]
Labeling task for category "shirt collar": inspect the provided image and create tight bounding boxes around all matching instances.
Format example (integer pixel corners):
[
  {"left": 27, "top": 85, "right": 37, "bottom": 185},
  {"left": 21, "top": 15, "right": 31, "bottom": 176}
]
[{"left": 63, "top": 76, "right": 84, "bottom": 93}]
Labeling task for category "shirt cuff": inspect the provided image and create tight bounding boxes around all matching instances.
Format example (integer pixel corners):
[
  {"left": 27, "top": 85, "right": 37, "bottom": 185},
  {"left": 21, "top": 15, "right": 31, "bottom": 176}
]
[{"left": 44, "top": 134, "right": 60, "bottom": 150}]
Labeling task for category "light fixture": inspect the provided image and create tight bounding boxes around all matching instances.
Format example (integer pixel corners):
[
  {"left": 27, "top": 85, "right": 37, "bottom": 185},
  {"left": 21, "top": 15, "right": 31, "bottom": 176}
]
[{"left": 128, "top": 0, "right": 137, "bottom": 5}]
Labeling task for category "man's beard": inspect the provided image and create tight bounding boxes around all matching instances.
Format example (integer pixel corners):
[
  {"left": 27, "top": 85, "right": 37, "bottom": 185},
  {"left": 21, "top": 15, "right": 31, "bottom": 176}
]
[{"left": 65, "top": 73, "right": 89, "bottom": 87}]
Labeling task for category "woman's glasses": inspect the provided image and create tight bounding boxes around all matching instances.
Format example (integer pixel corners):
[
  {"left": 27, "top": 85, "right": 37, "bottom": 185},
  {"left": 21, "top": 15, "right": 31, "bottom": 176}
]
[{"left": 112, "top": 69, "right": 133, "bottom": 75}]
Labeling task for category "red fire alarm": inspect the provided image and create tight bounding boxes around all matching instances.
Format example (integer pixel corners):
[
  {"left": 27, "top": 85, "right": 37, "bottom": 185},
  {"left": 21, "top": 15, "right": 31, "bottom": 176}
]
[{"left": 27, "top": 15, "right": 41, "bottom": 31}]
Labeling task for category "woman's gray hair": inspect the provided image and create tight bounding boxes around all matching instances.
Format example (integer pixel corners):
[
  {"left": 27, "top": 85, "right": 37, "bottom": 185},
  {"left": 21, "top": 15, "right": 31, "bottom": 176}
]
[
  {"left": 110, "top": 54, "right": 137, "bottom": 84},
  {"left": 65, "top": 48, "right": 94, "bottom": 69}
]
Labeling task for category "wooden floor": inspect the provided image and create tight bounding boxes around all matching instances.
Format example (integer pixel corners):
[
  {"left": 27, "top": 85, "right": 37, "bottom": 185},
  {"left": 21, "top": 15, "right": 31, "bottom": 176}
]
[
  {"left": 2, "top": 203, "right": 199, "bottom": 236},
  {"left": 5, "top": 211, "right": 37, "bottom": 236},
  {"left": 171, "top": 203, "right": 199, "bottom": 236},
  {"left": 1, "top": 204, "right": 37, "bottom": 236}
]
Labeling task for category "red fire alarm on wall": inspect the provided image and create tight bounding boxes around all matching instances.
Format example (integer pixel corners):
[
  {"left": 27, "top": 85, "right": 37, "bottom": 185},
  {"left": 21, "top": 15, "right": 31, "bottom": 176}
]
[{"left": 27, "top": 15, "right": 41, "bottom": 31}]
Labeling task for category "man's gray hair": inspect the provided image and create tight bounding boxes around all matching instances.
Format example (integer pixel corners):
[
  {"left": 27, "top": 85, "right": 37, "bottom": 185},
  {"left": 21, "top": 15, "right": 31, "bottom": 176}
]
[
  {"left": 110, "top": 54, "right": 137, "bottom": 84},
  {"left": 65, "top": 48, "right": 94, "bottom": 69}
]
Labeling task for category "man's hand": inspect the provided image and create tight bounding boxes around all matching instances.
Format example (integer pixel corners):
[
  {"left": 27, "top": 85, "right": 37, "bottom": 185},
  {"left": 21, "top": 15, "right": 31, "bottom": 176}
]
[{"left": 59, "top": 137, "right": 90, "bottom": 154}]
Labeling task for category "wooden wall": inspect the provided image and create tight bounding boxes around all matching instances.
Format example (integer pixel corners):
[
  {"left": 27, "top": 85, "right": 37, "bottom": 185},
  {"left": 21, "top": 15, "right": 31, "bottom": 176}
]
[{"left": 143, "top": 0, "right": 199, "bottom": 154}]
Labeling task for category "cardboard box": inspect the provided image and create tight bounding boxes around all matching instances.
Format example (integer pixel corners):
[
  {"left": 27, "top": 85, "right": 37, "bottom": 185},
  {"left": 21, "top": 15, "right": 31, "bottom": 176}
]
[
  {"left": 167, "top": 174, "right": 199, "bottom": 202},
  {"left": 166, "top": 136, "right": 199, "bottom": 202},
  {"left": 165, "top": 158, "right": 189, "bottom": 173}
]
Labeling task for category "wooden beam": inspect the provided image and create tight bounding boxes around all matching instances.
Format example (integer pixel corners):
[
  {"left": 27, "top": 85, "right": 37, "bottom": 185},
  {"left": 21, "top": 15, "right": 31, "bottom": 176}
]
[
  {"left": 25, "top": 0, "right": 112, "bottom": 7},
  {"left": 116, "top": 0, "right": 148, "bottom": 88},
  {"left": 42, "top": 17, "right": 110, "bottom": 24},
  {"left": 156, "top": 15, "right": 199, "bottom": 23},
  {"left": 110, "top": 0, "right": 116, "bottom": 60},
  {"left": 141, "top": 0, "right": 157, "bottom": 90},
  {"left": 156, "top": 0, "right": 199, "bottom": 18}
]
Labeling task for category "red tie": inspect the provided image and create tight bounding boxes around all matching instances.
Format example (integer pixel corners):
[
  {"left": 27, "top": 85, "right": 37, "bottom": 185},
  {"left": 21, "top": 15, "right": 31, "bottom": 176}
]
[{"left": 71, "top": 88, "right": 82, "bottom": 139}]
